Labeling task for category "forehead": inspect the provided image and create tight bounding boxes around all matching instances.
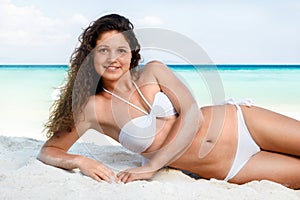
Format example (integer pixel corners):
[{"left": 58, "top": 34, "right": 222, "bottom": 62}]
[{"left": 96, "top": 30, "right": 130, "bottom": 47}]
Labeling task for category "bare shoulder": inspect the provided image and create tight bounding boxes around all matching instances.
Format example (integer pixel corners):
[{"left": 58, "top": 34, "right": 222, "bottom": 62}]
[
  {"left": 42, "top": 96, "right": 103, "bottom": 151},
  {"left": 139, "top": 60, "right": 173, "bottom": 80},
  {"left": 83, "top": 94, "right": 109, "bottom": 132},
  {"left": 142, "top": 60, "right": 170, "bottom": 72},
  {"left": 84, "top": 95, "right": 97, "bottom": 115},
  {"left": 84, "top": 95, "right": 104, "bottom": 124}
]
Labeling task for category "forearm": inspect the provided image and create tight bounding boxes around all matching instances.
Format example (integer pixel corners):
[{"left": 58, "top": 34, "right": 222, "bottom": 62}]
[
  {"left": 37, "top": 146, "right": 83, "bottom": 170},
  {"left": 146, "top": 103, "right": 202, "bottom": 169}
]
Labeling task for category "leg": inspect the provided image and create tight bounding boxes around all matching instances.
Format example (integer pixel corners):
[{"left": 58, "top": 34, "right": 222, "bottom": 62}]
[
  {"left": 230, "top": 151, "right": 300, "bottom": 189},
  {"left": 241, "top": 106, "right": 300, "bottom": 156}
]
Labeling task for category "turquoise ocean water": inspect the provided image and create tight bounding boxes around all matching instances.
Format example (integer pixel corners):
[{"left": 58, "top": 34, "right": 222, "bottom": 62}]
[{"left": 1, "top": 64, "right": 300, "bottom": 139}]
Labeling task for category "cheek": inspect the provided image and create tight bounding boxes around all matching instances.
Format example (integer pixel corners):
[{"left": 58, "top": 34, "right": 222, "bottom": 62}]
[
  {"left": 93, "top": 55, "right": 105, "bottom": 74},
  {"left": 123, "top": 54, "right": 132, "bottom": 66},
  {"left": 93, "top": 53, "right": 105, "bottom": 64}
]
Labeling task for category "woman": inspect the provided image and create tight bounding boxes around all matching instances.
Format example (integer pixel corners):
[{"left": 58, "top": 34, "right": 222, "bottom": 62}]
[{"left": 38, "top": 14, "right": 300, "bottom": 189}]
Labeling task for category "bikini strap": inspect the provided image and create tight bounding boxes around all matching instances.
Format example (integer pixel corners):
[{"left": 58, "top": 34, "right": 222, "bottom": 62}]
[
  {"left": 102, "top": 81, "right": 149, "bottom": 115},
  {"left": 132, "top": 80, "right": 153, "bottom": 109}
]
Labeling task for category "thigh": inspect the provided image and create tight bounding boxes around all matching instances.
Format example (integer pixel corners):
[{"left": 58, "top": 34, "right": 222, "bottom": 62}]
[
  {"left": 241, "top": 106, "right": 300, "bottom": 156},
  {"left": 229, "top": 151, "right": 300, "bottom": 189}
]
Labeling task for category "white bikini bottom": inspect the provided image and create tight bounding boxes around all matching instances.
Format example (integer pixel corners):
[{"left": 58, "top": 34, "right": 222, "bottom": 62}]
[{"left": 224, "top": 99, "right": 260, "bottom": 181}]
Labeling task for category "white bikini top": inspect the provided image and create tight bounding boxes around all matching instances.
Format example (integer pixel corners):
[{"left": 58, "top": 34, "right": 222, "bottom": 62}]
[{"left": 102, "top": 81, "right": 177, "bottom": 153}]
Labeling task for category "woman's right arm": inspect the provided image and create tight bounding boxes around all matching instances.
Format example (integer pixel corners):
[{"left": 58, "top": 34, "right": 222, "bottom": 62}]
[
  {"left": 37, "top": 127, "right": 117, "bottom": 183},
  {"left": 37, "top": 128, "right": 82, "bottom": 169}
]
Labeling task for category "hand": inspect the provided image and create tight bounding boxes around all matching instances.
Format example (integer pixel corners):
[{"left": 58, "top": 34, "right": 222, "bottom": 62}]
[
  {"left": 76, "top": 156, "right": 117, "bottom": 183},
  {"left": 117, "top": 165, "right": 157, "bottom": 183}
]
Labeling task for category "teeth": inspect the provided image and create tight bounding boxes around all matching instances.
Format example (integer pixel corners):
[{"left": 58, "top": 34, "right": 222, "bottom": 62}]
[{"left": 106, "top": 66, "right": 119, "bottom": 70}]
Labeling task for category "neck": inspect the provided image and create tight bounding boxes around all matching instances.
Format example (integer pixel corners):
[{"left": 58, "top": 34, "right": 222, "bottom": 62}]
[{"left": 102, "top": 74, "right": 134, "bottom": 93}]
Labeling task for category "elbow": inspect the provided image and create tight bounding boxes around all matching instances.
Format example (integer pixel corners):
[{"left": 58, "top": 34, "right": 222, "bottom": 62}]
[
  {"left": 36, "top": 145, "right": 58, "bottom": 164},
  {"left": 36, "top": 146, "right": 47, "bottom": 163}
]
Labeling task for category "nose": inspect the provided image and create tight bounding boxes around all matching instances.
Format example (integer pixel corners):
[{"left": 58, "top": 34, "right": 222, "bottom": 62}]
[{"left": 107, "top": 50, "right": 119, "bottom": 62}]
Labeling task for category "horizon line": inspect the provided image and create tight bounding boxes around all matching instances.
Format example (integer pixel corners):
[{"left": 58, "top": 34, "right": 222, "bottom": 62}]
[{"left": 1, "top": 63, "right": 300, "bottom": 66}]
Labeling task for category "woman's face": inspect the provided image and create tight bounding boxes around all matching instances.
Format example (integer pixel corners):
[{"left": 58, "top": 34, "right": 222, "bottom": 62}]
[{"left": 93, "top": 30, "right": 132, "bottom": 82}]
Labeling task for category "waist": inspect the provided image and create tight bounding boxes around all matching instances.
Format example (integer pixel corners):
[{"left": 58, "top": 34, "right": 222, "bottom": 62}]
[{"left": 141, "top": 116, "right": 178, "bottom": 153}]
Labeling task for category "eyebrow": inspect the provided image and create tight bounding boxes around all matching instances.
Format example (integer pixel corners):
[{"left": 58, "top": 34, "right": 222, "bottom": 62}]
[
  {"left": 118, "top": 46, "right": 130, "bottom": 49},
  {"left": 97, "top": 44, "right": 130, "bottom": 49}
]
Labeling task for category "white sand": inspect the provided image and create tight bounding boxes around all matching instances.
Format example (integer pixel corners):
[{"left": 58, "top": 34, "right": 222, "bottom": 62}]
[{"left": 0, "top": 132, "right": 299, "bottom": 200}]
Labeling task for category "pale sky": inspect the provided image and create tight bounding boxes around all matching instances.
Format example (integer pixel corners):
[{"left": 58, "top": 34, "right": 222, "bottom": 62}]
[{"left": 0, "top": 0, "right": 300, "bottom": 64}]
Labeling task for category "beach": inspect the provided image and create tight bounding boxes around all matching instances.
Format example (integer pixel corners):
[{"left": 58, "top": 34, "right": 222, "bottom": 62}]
[
  {"left": 1, "top": 134, "right": 300, "bottom": 200},
  {"left": 1, "top": 135, "right": 300, "bottom": 200},
  {"left": 0, "top": 65, "right": 300, "bottom": 199}
]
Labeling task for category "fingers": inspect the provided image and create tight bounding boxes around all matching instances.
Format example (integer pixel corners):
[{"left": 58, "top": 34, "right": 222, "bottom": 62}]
[
  {"left": 91, "top": 173, "right": 103, "bottom": 182},
  {"left": 92, "top": 169, "right": 114, "bottom": 183},
  {"left": 101, "top": 166, "right": 117, "bottom": 183},
  {"left": 82, "top": 160, "right": 155, "bottom": 184},
  {"left": 84, "top": 163, "right": 117, "bottom": 183},
  {"left": 117, "top": 169, "right": 152, "bottom": 183},
  {"left": 117, "top": 171, "right": 135, "bottom": 183}
]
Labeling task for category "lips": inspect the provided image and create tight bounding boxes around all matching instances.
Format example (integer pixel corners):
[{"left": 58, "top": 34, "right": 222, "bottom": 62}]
[{"left": 104, "top": 65, "right": 121, "bottom": 71}]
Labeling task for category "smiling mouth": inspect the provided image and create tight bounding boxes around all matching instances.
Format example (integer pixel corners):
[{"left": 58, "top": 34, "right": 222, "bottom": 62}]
[{"left": 104, "top": 66, "right": 121, "bottom": 71}]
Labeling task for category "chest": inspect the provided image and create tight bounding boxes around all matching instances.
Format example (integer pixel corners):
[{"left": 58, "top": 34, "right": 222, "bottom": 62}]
[{"left": 93, "top": 87, "right": 159, "bottom": 138}]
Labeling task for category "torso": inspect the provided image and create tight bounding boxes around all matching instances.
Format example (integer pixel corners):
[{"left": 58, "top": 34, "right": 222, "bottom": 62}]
[
  {"left": 85, "top": 67, "right": 239, "bottom": 180},
  {"left": 167, "top": 105, "right": 238, "bottom": 179}
]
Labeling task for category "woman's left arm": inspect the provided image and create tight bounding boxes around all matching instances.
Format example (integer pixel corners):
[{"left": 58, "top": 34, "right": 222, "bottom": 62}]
[{"left": 117, "top": 61, "right": 203, "bottom": 183}]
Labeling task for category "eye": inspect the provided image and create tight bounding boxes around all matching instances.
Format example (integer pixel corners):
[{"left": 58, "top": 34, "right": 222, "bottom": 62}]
[
  {"left": 98, "top": 48, "right": 109, "bottom": 54},
  {"left": 118, "top": 48, "right": 128, "bottom": 54}
]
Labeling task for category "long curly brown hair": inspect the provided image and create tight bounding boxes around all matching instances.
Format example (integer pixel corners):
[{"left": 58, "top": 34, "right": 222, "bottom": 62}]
[{"left": 45, "top": 14, "right": 141, "bottom": 138}]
